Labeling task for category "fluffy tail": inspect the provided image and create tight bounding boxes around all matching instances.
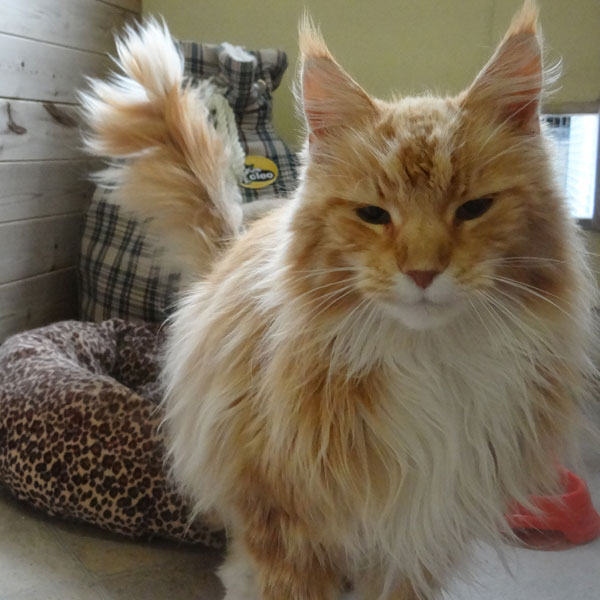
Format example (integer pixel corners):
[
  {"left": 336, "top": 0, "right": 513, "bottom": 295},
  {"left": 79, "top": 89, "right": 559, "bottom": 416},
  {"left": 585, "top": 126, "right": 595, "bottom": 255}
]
[{"left": 80, "top": 20, "right": 243, "bottom": 277}]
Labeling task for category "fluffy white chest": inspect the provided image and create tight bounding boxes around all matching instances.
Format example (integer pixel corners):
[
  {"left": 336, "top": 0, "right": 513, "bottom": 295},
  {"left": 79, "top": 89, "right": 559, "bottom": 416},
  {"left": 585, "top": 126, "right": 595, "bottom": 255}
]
[{"left": 331, "top": 319, "right": 547, "bottom": 577}]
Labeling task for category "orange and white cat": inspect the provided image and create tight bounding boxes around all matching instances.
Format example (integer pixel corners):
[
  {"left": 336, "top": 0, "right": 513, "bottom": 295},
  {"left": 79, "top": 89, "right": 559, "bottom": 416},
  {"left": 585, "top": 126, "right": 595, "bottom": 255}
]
[{"left": 82, "top": 2, "right": 597, "bottom": 598}]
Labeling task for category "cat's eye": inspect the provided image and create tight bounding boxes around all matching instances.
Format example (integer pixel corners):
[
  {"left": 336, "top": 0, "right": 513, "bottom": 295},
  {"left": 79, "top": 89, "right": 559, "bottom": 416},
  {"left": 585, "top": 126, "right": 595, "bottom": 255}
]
[
  {"left": 356, "top": 205, "right": 391, "bottom": 225},
  {"left": 455, "top": 197, "right": 494, "bottom": 221}
]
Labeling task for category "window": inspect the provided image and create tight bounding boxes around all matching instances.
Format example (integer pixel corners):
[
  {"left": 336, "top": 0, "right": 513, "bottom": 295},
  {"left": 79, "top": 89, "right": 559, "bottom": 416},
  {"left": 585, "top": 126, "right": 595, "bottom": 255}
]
[{"left": 543, "top": 109, "right": 600, "bottom": 226}]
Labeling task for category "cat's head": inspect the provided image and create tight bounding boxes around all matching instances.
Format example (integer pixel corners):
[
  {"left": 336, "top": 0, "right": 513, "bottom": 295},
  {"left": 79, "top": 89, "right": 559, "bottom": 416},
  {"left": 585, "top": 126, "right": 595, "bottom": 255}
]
[{"left": 286, "top": 1, "right": 577, "bottom": 331}]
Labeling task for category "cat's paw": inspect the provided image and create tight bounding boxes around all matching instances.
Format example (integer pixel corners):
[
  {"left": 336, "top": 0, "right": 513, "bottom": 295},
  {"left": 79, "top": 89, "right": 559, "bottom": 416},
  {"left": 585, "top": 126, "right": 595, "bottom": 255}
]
[{"left": 218, "top": 538, "right": 259, "bottom": 600}]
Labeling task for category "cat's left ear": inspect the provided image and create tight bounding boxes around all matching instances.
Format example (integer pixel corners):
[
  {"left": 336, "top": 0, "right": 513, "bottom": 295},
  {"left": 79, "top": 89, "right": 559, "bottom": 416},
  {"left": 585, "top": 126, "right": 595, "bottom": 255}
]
[
  {"left": 298, "top": 17, "right": 377, "bottom": 140},
  {"left": 462, "top": 0, "right": 544, "bottom": 134}
]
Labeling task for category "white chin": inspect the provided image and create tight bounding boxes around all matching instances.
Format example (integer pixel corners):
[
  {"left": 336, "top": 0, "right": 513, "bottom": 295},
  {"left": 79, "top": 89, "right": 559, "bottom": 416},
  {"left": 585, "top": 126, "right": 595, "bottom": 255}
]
[{"left": 385, "top": 301, "right": 462, "bottom": 330}]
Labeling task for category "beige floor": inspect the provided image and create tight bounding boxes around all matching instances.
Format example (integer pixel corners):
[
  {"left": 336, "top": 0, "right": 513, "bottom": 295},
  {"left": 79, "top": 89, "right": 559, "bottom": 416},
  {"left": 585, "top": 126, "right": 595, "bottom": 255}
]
[
  {"left": 446, "top": 440, "right": 600, "bottom": 600},
  {"left": 0, "top": 485, "right": 224, "bottom": 600},
  {"left": 0, "top": 445, "right": 598, "bottom": 600}
]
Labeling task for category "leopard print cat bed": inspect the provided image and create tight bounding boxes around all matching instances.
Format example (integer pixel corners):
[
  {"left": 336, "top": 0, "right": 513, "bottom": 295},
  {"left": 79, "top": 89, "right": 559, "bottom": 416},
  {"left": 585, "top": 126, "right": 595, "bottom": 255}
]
[{"left": 0, "top": 319, "right": 224, "bottom": 547}]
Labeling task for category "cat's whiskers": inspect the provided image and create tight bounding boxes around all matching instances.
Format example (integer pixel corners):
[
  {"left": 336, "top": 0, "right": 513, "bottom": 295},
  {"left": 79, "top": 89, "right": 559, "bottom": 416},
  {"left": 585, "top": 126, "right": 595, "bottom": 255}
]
[
  {"left": 483, "top": 257, "right": 600, "bottom": 277},
  {"left": 331, "top": 298, "right": 375, "bottom": 375},
  {"left": 302, "top": 285, "right": 361, "bottom": 327},
  {"left": 470, "top": 299, "right": 543, "bottom": 389},
  {"left": 482, "top": 274, "right": 575, "bottom": 321},
  {"left": 474, "top": 289, "right": 548, "bottom": 360},
  {"left": 287, "top": 279, "right": 363, "bottom": 337},
  {"left": 467, "top": 296, "right": 498, "bottom": 344},
  {"left": 483, "top": 256, "right": 565, "bottom": 266},
  {"left": 350, "top": 301, "right": 380, "bottom": 366},
  {"left": 272, "top": 292, "right": 372, "bottom": 392},
  {"left": 283, "top": 266, "right": 362, "bottom": 286},
  {"left": 475, "top": 287, "right": 563, "bottom": 356},
  {"left": 331, "top": 295, "right": 372, "bottom": 339},
  {"left": 288, "top": 266, "right": 363, "bottom": 276},
  {"left": 287, "top": 275, "right": 360, "bottom": 303},
  {"left": 471, "top": 295, "right": 552, "bottom": 446},
  {"left": 475, "top": 291, "right": 542, "bottom": 370},
  {"left": 478, "top": 292, "right": 574, "bottom": 398},
  {"left": 268, "top": 277, "right": 361, "bottom": 346},
  {"left": 327, "top": 297, "right": 375, "bottom": 382},
  {"left": 469, "top": 293, "right": 512, "bottom": 349},
  {"left": 450, "top": 137, "right": 468, "bottom": 153}
]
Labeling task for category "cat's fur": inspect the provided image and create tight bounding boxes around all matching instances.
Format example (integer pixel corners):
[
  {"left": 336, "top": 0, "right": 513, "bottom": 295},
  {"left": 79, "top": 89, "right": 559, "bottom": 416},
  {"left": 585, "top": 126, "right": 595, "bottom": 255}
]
[
  {"left": 81, "top": 30, "right": 243, "bottom": 277},
  {"left": 82, "top": 3, "right": 597, "bottom": 598}
]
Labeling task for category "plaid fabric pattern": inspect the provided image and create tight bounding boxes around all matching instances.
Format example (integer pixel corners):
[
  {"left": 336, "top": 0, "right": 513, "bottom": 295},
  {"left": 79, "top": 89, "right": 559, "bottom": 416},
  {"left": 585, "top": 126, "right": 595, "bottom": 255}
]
[
  {"left": 180, "top": 41, "right": 299, "bottom": 202},
  {"left": 79, "top": 42, "right": 299, "bottom": 323},
  {"left": 79, "top": 188, "right": 180, "bottom": 322}
]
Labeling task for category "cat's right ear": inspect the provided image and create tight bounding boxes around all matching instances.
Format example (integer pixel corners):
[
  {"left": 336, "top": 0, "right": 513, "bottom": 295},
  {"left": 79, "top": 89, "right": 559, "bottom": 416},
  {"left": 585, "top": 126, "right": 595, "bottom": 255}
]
[
  {"left": 298, "top": 16, "right": 376, "bottom": 142},
  {"left": 462, "top": 0, "right": 544, "bottom": 134}
]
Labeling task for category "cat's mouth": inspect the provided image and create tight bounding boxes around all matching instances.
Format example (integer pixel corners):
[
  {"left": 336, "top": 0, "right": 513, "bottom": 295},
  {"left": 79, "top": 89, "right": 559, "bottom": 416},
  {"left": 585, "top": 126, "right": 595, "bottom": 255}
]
[
  {"left": 404, "top": 297, "right": 457, "bottom": 314},
  {"left": 412, "top": 298, "right": 440, "bottom": 306},
  {"left": 382, "top": 296, "right": 464, "bottom": 330},
  {"left": 382, "top": 294, "right": 455, "bottom": 310}
]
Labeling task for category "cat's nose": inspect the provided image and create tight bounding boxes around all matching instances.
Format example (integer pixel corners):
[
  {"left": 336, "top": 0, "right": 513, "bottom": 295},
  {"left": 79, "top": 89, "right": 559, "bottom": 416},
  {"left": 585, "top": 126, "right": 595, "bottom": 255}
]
[{"left": 406, "top": 270, "right": 440, "bottom": 289}]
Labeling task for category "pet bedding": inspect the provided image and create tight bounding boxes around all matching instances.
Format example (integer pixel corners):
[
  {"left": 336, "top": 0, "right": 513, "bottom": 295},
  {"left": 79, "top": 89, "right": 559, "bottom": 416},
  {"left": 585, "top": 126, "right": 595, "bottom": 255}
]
[{"left": 0, "top": 318, "right": 223, "bottom": 547}]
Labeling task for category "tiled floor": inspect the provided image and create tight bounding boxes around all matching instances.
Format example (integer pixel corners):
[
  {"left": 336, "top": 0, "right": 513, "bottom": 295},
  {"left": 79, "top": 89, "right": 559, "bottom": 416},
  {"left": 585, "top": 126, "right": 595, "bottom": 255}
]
[{"left": 0, "top": 441, "right": 598, "bottom": 600}]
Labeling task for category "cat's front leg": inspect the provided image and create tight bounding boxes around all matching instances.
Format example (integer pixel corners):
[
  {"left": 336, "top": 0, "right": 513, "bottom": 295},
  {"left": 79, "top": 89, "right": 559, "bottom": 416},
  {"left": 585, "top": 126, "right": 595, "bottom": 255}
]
[
  {"left": 220, "top": 517, "right": 343, "bottom": 600},
  {"left": 219, "top": 535, "right": 261, "bottom": 600},
  {"left": 353, "top": 570, "right": 439, "bottom": 600}
]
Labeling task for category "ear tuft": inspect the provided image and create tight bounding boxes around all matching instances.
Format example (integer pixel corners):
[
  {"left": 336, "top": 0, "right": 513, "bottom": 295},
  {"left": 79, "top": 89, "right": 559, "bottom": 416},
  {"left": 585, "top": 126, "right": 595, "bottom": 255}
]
[
  {"left": 505, "top": 0, "right": 539, "bottom": 38},
  {"left": 297, "top": 15, "right": 376, "bottom": 140},
  {"left": 463, "top": 0, "right": 544, "bottom": 134},
  {"left": 298, "top": 13, "right": 332, "bottom": 61}
]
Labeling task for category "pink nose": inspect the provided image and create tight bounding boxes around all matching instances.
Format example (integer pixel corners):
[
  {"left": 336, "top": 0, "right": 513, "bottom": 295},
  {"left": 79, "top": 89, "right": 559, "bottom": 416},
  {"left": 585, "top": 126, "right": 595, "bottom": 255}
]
[{"left": 406, "top": 270, "right": 439, "bottom": 289}]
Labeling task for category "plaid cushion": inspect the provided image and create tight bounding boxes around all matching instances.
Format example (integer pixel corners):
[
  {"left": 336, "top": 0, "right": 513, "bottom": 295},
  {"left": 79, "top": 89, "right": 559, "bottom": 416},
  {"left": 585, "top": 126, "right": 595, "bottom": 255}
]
[
  {"left": 79, "top": 42, "right": 299, "bottom": 323},
  {"left": 180, "top": 41, "right": 299, "bottom": 202},
  {"left": 79, "top": 189, "right": 180, "bottom": 322}
]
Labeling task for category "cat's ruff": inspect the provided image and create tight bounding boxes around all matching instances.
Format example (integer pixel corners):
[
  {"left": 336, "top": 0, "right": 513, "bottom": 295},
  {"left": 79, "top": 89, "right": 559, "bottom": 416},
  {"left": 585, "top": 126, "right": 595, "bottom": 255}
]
[{"left": 81, "top": 2, "right": 597, "bottom": 599}]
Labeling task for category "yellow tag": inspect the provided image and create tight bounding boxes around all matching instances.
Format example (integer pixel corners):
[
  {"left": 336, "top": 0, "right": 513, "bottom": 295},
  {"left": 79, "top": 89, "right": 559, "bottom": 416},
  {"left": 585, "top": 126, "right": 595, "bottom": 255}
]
[{"left": 241, "top": 156, "right": 279, "bottom": 189}]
